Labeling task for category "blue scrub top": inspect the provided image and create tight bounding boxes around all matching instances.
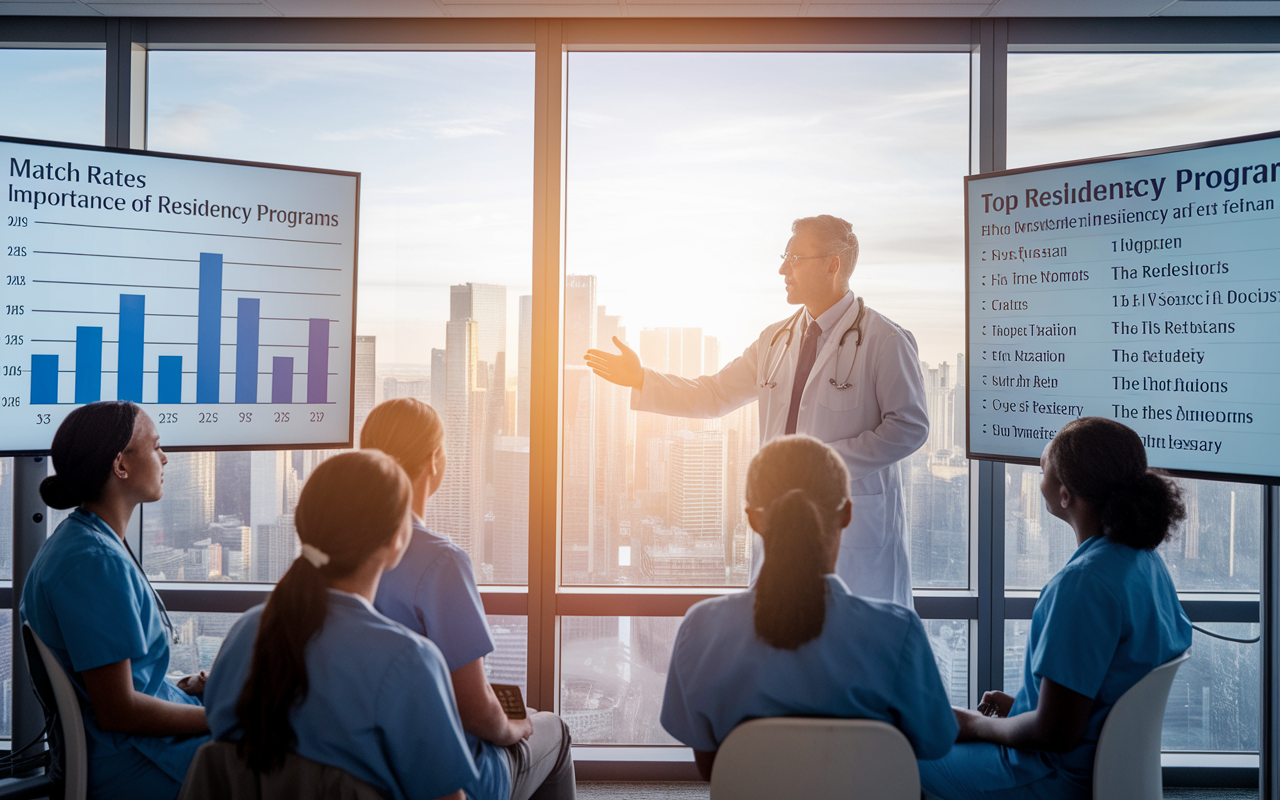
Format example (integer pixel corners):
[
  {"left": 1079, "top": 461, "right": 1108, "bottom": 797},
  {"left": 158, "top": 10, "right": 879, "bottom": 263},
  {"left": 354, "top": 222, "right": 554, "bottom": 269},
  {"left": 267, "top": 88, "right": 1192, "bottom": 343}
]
[
  {"left": 374, "top": 517, "right": 508, "bottom": 800},
  {"left": 19, "top": 509, "right": 206, "bottom": 784},
  {"left": 1009, "top": 534, "right": 1192, "bottom": 790},
  {"left": 204, "top": 590, "right": 478, "bottom": 800},
  {"left": 661, "top": 575, "right": 958, "bottom": 760}
]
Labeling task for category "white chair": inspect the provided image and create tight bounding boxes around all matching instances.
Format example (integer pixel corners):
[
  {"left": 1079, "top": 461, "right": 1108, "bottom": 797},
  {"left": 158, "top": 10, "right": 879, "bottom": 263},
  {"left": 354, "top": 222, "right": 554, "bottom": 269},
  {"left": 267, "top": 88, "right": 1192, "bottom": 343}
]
[
  {"left": 21, "top": 623, "right": 89, "bottom": 800},
  {"left": 1092, "top": 649, "right": 1192, "bottom": 800},
  {"left": 710, "top": 717, "right": 919, "bottom": 800}
]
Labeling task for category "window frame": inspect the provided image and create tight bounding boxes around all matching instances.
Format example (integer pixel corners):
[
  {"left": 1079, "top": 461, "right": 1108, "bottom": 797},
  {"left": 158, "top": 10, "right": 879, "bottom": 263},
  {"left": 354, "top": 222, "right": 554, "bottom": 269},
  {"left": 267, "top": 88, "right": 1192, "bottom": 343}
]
[{"left": 2, "top": 15, "right": 1277, "bottom": 786}]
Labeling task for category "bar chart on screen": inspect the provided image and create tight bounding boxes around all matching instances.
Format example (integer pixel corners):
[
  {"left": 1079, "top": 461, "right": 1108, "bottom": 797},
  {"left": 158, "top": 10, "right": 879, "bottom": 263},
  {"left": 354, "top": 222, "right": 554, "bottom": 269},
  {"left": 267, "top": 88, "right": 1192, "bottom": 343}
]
[{"left": 1, "top": 136, "right": 359, "bottom": 453}]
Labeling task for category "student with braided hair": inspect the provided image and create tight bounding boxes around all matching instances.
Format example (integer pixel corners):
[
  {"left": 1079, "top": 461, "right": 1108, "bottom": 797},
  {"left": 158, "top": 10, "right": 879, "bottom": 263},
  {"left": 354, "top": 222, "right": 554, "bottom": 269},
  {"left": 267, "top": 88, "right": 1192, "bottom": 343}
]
[
  {"left": 919, "top": 417, "right": 1192, "bottom": 800},
  {"left": 587, "top": 214, "right": 928, "bottom": 608},
  {"left": 659, "top": 435, "right": 956, "bottom": 781}
]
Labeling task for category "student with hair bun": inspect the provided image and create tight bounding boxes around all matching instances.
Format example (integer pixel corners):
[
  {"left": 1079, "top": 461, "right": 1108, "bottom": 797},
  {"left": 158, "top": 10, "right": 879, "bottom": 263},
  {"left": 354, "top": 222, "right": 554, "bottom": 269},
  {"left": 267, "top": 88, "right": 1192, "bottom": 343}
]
[
  {"left": 202, "top": 449, "right": 476, "bottom": 800},
  {"left": 20, "top": 401, "right": 209, "bottom": 800},
  {"left": 659, "top": 435, "right": 957, "bottom": 781},
  {"left": 920, "top": 417, "right": 1193, "bottom": 800},
  {"left": 360, "top": 398, "right": 576, "bottom": 800}
]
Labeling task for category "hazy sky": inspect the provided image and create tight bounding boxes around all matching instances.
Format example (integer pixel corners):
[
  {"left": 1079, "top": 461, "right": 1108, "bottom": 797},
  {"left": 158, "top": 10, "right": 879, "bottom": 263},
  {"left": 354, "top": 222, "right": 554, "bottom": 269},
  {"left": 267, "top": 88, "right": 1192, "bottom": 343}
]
[{"left": 6, "top": 47, "right": 1280, "bottom": 372}]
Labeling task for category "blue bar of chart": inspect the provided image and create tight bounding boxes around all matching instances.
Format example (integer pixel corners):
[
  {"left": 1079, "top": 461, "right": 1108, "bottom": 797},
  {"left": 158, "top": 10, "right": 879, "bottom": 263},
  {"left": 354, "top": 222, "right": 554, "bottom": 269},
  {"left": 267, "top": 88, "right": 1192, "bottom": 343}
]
[
  {"left": 31, "top": 355, "right": 57, "bottom": 405},
  {"left": 74, "top": 326, "right": 102, "bottom": 403},
  {"left": 118, "top": 294, "right": 144, "bottom": 402},
  {"left": 197, "top": 253, "right": 223, "bottom": 405},
  {"left": 0, "top": 135, "right": 357, "bottom": 452},
  {"left": 235, "top": 297, "right": 260, "bottom": 404},
  {"left": 158, "top": 356, "right": 183, "bottom": 404}
]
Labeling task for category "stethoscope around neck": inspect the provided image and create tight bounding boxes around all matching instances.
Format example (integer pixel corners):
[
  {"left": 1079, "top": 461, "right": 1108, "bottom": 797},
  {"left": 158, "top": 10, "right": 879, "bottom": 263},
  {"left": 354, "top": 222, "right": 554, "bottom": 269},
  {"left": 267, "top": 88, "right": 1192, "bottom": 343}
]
[{"left": 757, "top": 296, "right": 867, "bottom": 391}]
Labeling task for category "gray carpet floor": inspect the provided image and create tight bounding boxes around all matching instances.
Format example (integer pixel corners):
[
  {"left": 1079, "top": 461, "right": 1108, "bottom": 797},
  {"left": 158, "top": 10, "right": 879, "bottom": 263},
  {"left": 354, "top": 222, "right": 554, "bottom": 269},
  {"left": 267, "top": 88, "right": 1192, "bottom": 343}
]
[{"left": 575, "top": 784, "right": 1259, "bottom": 799}]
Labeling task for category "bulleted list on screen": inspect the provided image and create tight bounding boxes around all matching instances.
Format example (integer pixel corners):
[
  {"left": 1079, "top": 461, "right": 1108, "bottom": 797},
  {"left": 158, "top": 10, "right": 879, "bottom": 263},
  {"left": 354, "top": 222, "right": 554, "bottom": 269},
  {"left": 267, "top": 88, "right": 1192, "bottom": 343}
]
[{"left": 966, "top": 135, "right": 1280, "bottom": 478}]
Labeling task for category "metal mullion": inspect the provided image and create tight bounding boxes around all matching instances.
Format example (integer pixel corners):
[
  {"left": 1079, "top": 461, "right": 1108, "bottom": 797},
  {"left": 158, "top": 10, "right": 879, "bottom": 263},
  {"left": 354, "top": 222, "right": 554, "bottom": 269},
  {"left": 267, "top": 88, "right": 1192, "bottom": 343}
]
[
  {"left": 529, "top": 19, "right": 566, "bottom": 714},
  {"left": 1262, "top": 483, "right": 1279, "bottom": 798}
]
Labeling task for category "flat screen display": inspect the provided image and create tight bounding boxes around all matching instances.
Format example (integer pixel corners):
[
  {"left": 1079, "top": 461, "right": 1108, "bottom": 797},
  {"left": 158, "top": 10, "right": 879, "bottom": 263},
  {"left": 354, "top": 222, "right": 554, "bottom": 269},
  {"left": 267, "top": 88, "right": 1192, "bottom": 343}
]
[
  {"left": 966, "top": 130, "right": 1280, "bottom": 481},
  {"left": 0, "top": 136, "right": 359, "bottom": 453}
]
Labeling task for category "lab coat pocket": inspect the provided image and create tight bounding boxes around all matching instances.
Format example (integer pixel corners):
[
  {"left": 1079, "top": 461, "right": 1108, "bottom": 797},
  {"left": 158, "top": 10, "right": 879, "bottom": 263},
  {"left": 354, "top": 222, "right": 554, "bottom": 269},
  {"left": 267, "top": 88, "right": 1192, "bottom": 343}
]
[{"left": 844, "top": 493, "right": 888, "bottom": 550}]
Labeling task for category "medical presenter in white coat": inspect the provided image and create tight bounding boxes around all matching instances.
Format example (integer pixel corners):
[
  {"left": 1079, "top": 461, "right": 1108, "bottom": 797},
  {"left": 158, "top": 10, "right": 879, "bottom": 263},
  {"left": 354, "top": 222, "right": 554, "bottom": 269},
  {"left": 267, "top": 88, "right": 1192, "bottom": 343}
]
[{"left": 585, "top": 215, "right": 928, "bottom": 607}]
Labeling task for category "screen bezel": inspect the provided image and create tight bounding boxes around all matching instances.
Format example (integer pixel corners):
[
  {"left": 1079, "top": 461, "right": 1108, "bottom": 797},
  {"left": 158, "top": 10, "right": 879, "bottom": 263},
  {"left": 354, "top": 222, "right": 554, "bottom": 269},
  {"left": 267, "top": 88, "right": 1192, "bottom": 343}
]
[
  {"left": 964, "top": 127, "right": 1280, "bottom": 485},
  {"left": 0, "top": 133, "right": 361, "bottom": 456}
]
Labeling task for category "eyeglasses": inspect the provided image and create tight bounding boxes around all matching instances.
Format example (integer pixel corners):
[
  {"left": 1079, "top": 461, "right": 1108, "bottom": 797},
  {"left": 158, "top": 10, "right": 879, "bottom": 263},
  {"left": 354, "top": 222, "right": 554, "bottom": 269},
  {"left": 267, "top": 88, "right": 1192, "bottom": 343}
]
[{"left": 779, "top": 252, "right": 837, "bottom": 268}]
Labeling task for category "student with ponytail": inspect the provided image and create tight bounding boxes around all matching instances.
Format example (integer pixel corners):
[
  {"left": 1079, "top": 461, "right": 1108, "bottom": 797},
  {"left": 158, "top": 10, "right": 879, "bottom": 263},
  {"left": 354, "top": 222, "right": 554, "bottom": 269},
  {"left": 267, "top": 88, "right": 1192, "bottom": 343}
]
[
  {"left": 659, "top": 435, "right": 956, "bottom": 781},
  {"left": 919, "top": 417, "right": 1192, "bottom": 800},
  {"left": 360, "top": 398, "right": 576, "bottom": 800},
  {"left": 20, "top": 402, "right": 209, "bottom": 800},
  {"left": 202, "top": 450, "right": 476, "bottom": 800}
]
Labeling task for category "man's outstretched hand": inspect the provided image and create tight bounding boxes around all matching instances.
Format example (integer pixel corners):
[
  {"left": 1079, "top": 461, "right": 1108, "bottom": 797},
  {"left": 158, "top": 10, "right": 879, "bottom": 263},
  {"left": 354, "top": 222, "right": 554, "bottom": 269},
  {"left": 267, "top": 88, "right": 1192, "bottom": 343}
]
[{"left": 585, "top": 336, "right": 644, "bottom": 389}]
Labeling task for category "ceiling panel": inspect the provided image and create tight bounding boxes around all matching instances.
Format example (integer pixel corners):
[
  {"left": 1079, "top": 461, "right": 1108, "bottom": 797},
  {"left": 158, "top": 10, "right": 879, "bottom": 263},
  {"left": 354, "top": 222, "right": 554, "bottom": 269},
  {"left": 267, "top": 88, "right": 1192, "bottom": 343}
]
[{"left": 4, "top": 0, "right": 1280, "bottom": 17}]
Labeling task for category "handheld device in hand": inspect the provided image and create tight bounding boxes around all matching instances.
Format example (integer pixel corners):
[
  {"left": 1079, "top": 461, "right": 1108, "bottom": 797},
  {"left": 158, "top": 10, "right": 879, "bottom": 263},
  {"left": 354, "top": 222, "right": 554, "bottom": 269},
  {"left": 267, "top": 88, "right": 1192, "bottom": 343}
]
[{"left": 491, "top": 684, "right": 527, "bottom": 720}]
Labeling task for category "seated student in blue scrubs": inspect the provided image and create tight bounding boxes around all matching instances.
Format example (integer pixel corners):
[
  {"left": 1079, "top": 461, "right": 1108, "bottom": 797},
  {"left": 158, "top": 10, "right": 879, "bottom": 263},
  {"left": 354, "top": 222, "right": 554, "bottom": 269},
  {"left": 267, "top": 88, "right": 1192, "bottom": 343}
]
[
  {"left": 920, "top": 417, "right": 1193, "bottom": 800},
  {"left": 20, "top": 401, "right": 209, "bottom": 800},
  {"left": 660, "top": 434, "right": 958, "bottom": 780},
  {"left": 203, "top": 449, "right": 476, "bottom": 800},
  {"left": 360, "top": 398, "right": 575, "bottom": 800}
]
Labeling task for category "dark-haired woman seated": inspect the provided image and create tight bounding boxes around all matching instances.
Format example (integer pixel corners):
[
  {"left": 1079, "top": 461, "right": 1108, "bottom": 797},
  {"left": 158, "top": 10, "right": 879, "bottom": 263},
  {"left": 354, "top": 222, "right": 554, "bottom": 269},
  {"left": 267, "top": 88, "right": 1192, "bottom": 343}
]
[
  {"left": 20, "top": 402, "right": 209, "bottom": 800},
  {"left": 660, "top": 435, "right": 957, "bottom": 780},
  {"left": 202, "top": 450, "right": 475, "bottom": 800},
  {"left": 919, "top": 417, "right": 1193, "bottom": 800}
]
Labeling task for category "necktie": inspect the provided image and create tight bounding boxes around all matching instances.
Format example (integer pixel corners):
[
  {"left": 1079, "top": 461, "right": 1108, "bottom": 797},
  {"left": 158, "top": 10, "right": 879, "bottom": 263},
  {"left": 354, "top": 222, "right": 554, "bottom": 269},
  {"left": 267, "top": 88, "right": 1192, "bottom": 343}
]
[{"left": 785, "top": 319, "right": 822, "bottom": 435}]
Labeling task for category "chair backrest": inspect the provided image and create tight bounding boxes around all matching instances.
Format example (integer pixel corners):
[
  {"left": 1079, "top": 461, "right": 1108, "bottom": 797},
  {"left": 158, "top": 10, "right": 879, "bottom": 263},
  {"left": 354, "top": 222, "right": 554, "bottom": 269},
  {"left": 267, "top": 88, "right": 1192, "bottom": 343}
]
[
  {"left": 710, "top": 717, "right": 919, "bottom": 800},
  {"left": 1093, "top": 649, "right": 1192, "bottom": 800},
  {"left": 23, "top": 623, "right": 89, "bottom": 800},
  {"left": 177, "top": 741, "right": 387, "bottom": 800}
]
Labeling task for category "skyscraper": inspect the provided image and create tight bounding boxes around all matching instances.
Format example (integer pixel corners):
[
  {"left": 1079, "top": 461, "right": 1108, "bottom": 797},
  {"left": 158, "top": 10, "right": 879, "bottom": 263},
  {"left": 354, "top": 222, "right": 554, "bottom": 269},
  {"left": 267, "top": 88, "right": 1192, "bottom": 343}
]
[
  {"left": 518, "top": 295, "right": 532, "bottom": 437},
  {"left": 428, "top": 315, "right": 484, "bottom": 561},
  {"left": 670, "top": 428, "right": 724, "bottom": 541},
  {"left": 493, "top": 436, "right": 529, "bottom": 584},
  {"left": 562, "top": 275, "right": 597, "bottom": 582},
  {"left": 431, "top": 348, "right": 447, "bottom": 412},
  {"left": 354, "top": 335, "right": 377, "bottom": 442}
]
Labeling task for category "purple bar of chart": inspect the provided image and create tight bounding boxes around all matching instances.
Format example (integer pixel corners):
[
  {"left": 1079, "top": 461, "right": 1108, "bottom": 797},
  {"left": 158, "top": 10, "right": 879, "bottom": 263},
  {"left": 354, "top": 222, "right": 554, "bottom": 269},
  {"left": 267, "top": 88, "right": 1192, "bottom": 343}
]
[
  {"left": 307, "top": 318, "right": 329, "bottom": 404},
  {"left": 272, "top": 357, "right": 294, "bottom": 404}
]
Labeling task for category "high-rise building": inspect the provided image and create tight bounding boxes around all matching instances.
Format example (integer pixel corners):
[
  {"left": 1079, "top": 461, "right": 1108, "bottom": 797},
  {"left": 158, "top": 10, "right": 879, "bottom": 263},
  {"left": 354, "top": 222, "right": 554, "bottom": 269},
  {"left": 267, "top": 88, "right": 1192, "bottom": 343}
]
[
  {"left": 493, "top": 436, "right": 529, "bottom": 583},
  {"left": 518, "top": 295, "right": 532, "bottom": 437},
  {"left": 354, "top": 335, "right": 376, "bottom": 441},
  {"left": 670, "top": 429, "right": 724, "bottom": 540},
  {"left": 431, "top": 348, "right": 447, "bottom": 412},
  {"left": 562, "top": 275, "right": 597, "bottom": 582},
  {"left": 704, "top": 335, "right": 720, "bottom": 374},
  {"left": 146, "top": 451, "right": 215, "bottom": 554},
  {"left": 384, "top": 376, "right": 430, "bottom": 402},
  {"left": 427, "top": 316, "right": 483, "bottom": 561},
  {"left": 214, "top": 450, "right": 251, "bottom": 526},
  {"left": 451, "top": 283, "right": 507, "bottom": 367},
  {"left": 593, "top": 306, "right": 630, "bottom": 581}
]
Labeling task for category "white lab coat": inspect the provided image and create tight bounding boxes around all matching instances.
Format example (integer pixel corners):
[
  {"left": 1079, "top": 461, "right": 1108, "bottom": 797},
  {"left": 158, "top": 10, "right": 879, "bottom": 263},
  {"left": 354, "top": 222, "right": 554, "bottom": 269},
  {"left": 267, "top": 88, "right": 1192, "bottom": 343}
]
[{"left": 630, "top": 299, "right": 929, "bottom": 607}]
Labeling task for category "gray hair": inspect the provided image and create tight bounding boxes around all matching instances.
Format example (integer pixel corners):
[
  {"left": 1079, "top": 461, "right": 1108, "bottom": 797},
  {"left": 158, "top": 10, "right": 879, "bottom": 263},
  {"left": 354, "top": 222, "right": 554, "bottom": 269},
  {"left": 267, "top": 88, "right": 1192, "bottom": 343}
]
[{"left": 792, "top": 215, "right": 859, "bottom": 284}]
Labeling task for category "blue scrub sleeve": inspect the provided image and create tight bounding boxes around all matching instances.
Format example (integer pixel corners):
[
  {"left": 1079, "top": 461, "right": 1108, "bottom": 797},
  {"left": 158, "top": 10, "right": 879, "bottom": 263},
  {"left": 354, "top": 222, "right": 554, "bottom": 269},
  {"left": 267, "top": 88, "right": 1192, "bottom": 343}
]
[
  {"left": 890, "top": 615, "right": 959, "bottom": 761},
  {"left": 202, "top": 609, "right": 261, "bottom": 741},
  {"left": 49, "top": 557, "right": 150, "bottom": 673},
  {"left": 416, "top": 548, "right": 495, "bottom": 673},
  {"left": 658, "top": 618, "right": 718, "bottom": 752},
  {"left": 1030, "top": 569, "right": 1121, "bottom": 701},
  {"left": 375, "top": 641, "right": 479, "bottom": 799}
]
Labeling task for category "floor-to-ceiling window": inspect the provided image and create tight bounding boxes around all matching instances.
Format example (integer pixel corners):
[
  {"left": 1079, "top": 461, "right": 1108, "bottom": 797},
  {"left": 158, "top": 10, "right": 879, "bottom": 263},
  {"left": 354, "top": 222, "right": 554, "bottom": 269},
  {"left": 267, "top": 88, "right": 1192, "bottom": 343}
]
[
  {"left": 559, "top": 50, "right": 972, "bottom": 744},
  {"left": 144, "top": 49, "right": 535, "bottom": 688},
  {"left": 0, "top": 45, "right": 106, "bottom": 739},
  {"left": 1005, "top": 51, "right": 1280, "bottom": 754}
]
